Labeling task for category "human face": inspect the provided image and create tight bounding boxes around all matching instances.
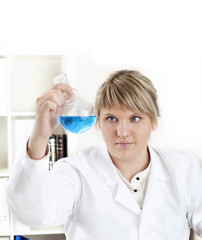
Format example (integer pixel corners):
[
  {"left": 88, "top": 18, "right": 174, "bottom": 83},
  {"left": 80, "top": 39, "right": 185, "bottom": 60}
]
[{"left": 99, "top": 107, "right": 156, "bottom": 165}]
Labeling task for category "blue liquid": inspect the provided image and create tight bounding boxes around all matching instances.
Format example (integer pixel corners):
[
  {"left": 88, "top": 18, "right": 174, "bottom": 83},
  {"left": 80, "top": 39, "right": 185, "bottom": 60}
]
[{"left": 60, "top": 116, "right": 96, "bottom": 134}]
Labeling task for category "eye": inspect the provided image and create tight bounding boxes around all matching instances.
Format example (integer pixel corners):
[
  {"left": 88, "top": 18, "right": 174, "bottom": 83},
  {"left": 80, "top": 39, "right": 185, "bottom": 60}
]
[
  {"left": 106, "top": 116, "right": 117, "bottom": 122},
  {"left": 131, "top": 116, "right": 141, "bottom": 122}
]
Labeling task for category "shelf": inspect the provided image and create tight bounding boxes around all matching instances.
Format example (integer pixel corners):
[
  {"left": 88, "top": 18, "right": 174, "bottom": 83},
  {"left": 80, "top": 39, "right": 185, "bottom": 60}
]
[
  {"left": 0, "top": 54, "right": 68, "bottom": 240},
  {"left": 14, "top": 226, "right": 64, "bottom": 236},
  {"left": 11, "top": 112, "right": 35, "bottom": 117},
  {"left": 0, "top": 113, "right": 36, "bottom": 117},
  {"left": 0, "top": 233, "right": 10, "bottom": 237},
  {"left": 0, "top": 168, "right": 9, "bottom": 177}
]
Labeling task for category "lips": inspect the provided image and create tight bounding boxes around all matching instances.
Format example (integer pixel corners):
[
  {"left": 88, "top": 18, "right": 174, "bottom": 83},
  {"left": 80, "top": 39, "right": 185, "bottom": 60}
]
[{"left": 116, "top": 141, "right": 133, "bottom": 147}]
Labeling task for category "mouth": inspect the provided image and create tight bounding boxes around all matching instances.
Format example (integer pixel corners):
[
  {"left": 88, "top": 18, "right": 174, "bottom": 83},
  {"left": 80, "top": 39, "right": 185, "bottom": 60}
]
[{"left": 116, "top": 141, "right": 133, "bottom": 148}]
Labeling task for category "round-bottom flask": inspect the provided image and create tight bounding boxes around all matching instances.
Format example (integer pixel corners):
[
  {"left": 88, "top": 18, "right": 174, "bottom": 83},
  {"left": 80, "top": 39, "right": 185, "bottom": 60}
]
[{"left": 53, "top": 74, "right": 96, "bottom": 134}]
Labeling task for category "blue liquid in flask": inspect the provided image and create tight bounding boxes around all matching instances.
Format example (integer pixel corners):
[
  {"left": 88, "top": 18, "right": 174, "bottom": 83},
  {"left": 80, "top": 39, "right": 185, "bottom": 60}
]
[{"left": 60, "top": 116, "right": 96, "bottom": 134}]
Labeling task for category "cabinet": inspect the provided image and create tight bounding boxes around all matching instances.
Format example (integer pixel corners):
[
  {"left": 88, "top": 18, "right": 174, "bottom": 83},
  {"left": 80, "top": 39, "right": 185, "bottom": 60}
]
[{"left": 0, "top": 55, "right": 71, "bottom": 240}]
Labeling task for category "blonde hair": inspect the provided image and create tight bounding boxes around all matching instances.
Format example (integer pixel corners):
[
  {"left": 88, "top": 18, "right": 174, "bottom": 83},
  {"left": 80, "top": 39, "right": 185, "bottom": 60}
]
[{"left": 95, "top": 70, "right": 160, "bottom": 124}]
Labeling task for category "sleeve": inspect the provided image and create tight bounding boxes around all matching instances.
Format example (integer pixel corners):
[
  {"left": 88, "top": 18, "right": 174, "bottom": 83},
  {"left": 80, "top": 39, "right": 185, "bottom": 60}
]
[
  {"left": 6, "top": 147, "right": 82, "bottom": 228},
  {"left": 187, "top": 155, "right": 202, "bottom": 236}
]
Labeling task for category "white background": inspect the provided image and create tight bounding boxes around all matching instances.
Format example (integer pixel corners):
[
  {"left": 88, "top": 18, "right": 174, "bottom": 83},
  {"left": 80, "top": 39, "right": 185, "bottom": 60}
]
[{"left": 0, "top": 0, "right": 202, "bottom": 160}]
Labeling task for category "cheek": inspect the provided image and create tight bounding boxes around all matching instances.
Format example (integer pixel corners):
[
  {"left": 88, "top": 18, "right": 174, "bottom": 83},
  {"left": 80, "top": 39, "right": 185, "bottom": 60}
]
[
  {"left": 102, "top": 126, "right": 114, "bottom": 136},
  {"left": 99, "top": 124, "right": 114, "bottom": 139},
  {"left": 144, "top": 128, "right": 153, "bottom": 140},
  {"left": 134, "top": 125, "right": 153, "bottom": 139}
]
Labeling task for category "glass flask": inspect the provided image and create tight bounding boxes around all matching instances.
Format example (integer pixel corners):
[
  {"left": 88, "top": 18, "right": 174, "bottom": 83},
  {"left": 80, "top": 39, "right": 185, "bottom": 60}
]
[{"left": 53, "top": 74, "right": 96, "bottom": 134}]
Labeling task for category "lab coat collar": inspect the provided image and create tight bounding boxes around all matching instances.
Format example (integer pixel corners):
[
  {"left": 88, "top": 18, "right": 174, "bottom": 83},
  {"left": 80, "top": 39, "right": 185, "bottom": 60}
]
[
  {"left": 148, "top": 145, "right": 171, "bottom": 182},
  {"left": 96, "top": 144, "right": 171, "bottom": 185},
  {"left": 140, "top": 146, "right": 172, "bottom": 221},
  {"left": 96, "top": 144, "right": 141, "bottom": 214},
  {"left": 96, "top": 144, "right": 121, "bottom": 186},
  {"left": 96, "top": 144, "right": 171, "bottom": 215}
]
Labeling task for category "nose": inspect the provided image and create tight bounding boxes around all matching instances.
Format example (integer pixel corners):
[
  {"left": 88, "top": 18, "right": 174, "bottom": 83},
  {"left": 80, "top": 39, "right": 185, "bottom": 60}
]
[{"left": 116, "top": 121, "right": 131, "bottom": 138}]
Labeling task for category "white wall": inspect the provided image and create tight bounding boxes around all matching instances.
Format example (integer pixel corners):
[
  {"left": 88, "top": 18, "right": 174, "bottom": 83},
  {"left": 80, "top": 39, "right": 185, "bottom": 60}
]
[
  {"left": 2, "top": 0, "right": 201, "bottom": 172},
  {"left": 70, "top": 0, "right": 202, "bottom": 160}
]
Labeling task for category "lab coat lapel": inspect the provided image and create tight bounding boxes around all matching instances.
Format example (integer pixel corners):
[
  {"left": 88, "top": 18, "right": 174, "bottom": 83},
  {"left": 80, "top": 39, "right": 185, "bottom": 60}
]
[
  {"left": 96, "top": 144, "right": 141, "bottom": 215},
  {"left": 114, "top": 181, "right": 141, "bottom": 215},
  {"left": 140, "top": 146, "right": 171, "bottom": 220}
]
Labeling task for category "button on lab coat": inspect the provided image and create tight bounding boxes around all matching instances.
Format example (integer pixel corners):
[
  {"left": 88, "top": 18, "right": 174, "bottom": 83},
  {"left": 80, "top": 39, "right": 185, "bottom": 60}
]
[{"left": 6, "top": 144, "right": 202, "bottom": 240}]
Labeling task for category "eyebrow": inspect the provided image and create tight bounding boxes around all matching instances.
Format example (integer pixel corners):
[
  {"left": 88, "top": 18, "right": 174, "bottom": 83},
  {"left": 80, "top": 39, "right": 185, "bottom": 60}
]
[
  {"left": 103, "top": 112, "right": 115, "bottom": 116},
  {"left": 103, "top": 112, "right": 142, "bottom": 117}
]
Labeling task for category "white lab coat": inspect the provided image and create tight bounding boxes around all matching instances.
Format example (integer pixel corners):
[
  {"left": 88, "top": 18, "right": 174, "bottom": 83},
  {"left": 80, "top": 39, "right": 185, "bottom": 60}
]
[{"left": 6, "top": 144, "right": 202, "bottom": 240}]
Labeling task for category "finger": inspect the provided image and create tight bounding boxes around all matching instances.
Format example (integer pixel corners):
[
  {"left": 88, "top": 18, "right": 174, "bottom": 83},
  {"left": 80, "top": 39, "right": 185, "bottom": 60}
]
[
  {"left": 37, "top": 85, "right": 74, "bottom": 107},
  {"left": 54, "top": 84, "right": 74, "bottom": 99},
  {"left": 55, "top": 103, "right": 66, "bottom": 116},
  {"left": 36, "top": 89, "right": 69, "bottom": 110},
  {"left": 38, "top": 100, "right": 58, "bottom": 114}
]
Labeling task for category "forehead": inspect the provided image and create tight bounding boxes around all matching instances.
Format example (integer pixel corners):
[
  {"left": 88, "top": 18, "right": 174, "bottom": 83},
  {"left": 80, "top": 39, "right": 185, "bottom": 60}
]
[{"left": 100, "top": 107, "right": 142, "bottom": 116}]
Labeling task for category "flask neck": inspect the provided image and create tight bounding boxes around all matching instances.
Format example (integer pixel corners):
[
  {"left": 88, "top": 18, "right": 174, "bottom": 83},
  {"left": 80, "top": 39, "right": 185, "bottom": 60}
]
[{"left": 53, "top": 74, "right": 94, "bottom": 116}]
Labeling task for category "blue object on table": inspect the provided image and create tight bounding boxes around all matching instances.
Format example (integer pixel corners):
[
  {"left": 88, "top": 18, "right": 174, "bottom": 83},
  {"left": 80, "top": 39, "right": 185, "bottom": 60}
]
[{"left": 15, "top": 236, "right": 29, "bottom": 240}]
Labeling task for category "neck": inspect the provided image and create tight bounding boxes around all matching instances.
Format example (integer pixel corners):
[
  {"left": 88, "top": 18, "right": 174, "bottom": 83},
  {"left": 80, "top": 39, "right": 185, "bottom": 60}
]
[{"left": 112, "top": 147, "right": 150, "bottom": 182}]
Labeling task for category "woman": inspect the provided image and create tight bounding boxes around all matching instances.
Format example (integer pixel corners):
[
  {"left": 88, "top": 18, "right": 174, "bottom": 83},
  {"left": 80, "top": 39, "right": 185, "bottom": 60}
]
[{"left": 6, "top": 70, "right": 202, "bottom": 239}]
